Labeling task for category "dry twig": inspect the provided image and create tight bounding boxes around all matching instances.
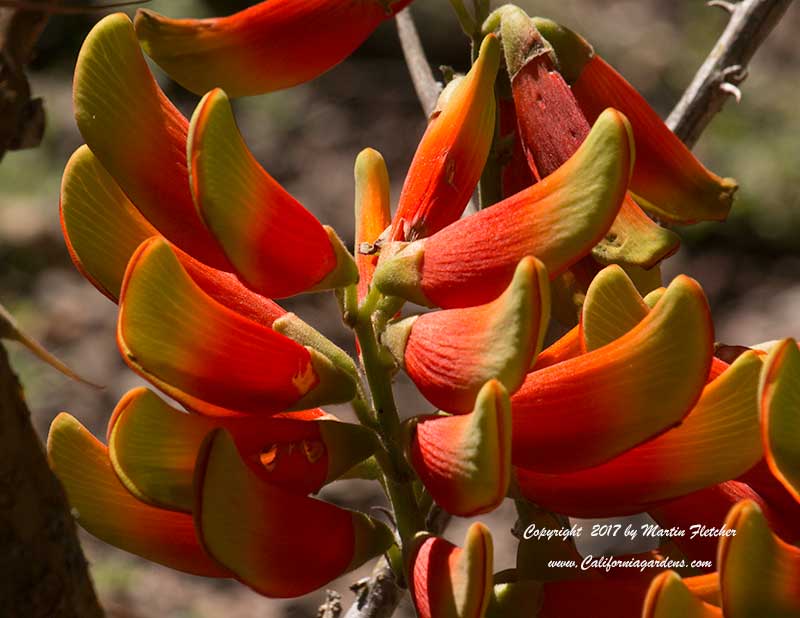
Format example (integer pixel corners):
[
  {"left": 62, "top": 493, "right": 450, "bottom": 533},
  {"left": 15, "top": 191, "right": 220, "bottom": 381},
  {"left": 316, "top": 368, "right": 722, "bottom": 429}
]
[
  {"left": 667, "top": 0, "right": 793, "bottom": 147},
  {"left": 395, "top": 8, "right": 442, "bottom": 117}
]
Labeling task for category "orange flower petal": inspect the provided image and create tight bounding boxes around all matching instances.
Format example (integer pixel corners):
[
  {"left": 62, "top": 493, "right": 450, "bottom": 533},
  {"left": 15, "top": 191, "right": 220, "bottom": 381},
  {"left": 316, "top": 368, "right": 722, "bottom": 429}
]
[
  {"left": 530, "top": 325, "right": 582, "bottom": 371},
  {"left": 354, "top": 148, "right": 391, "bottom": 302},
  {"left": 410, "top": 523, "right": 493, "bottom": 618},
  {"left": 384, "top": 257, "right": 549, "bottom": 413},
  {"left": 494, "top": 8, "right": 677, "bottom": 268},
  {"left": 760, "top": 338, "right": 800, "bottom": 503},
  {"left": 118, "top": 238, "right": 354, "bottom": 416},
  {"left": 580, "top": 264, "right": 650, "bottom": 352},
  {"left": 188, "top": 89, "right": 356, "bottom": 298},
  {"left": 738, "top": 461, "right": 800, "bottom": 542},
  {"left": 194, "top": 429, "right": 393, "bottom": 598},
  {"left": 643, "top": 571, "right": 722, "bottom": 618},
  {"left": 390, "top": 35, "right": 500, "bottom": 241},
  {"left": 374, "top": 108, "right": 632, "bottom": 308},
  {"left": 511, "top": 274, "right": 712, "bottom": 473},
  {"left": 135, "top": 1, "right": 413, "bottom": 97},
  {"left": 515, "top": 351, "right": 763, "bottom": 517},
  {"left": 107, "top": 388, "right": 375, "bottom": 512},
  {"left": 719, "top": 500, "right": 800, "bottom": 616},
  {"left": 60, "top": 146, "right": 285, "bottom": 327},
  {"left": 581, "top": 266, "right": 729, "bottom": 383},
  {"left": 60, "top": 145, "right": 158, "bottom": 301},
  {"left": 47, "top": 413, "right": 227, "bottom": 577},
  {"left": 683, "top": 573, "right": 722, "bottom": 606},
  {"left": 409, "top": 380, "right": 511, "bottom": 517},
  {"left": 649, "top": 480, "right": 798, "bottom": 566},
  {"left": 571, "top": 55, "right": 737, "bottom": 224},
  {"left": 73, "top": 14, "right": 229, "bottom": 269},
  {"left": 531, "top": 18, "right": 736, "bottom": 223}
]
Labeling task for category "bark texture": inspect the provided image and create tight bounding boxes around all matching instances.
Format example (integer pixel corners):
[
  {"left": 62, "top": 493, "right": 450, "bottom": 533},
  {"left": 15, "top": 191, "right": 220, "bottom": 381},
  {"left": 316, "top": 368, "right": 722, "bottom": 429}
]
[{"left": 0, "top": 343, "right": 104, "bottom": 617}]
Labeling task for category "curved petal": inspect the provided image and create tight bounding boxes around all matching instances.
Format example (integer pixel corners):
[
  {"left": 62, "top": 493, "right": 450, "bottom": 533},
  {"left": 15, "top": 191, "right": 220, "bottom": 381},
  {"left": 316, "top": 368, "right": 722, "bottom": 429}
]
[
  {"left": 643, "top": 572, "right": 722, "bottom": 618},
  {"left": 495, "top": 7, "right": 677, "bottom": 267},
  {"left": 108, "top": 388, "right": 376, "bottom": 512},
  {"left": 410, "top": 524, "right": 493, "bottom": 618},
  {"left": 47, "top": 413, "right": 227, "bottom": 577},
  {"left": 649, "top": 481, "right": 798, "bottom": 566},
  {"left": 592, "top": 195, "right": 680, "bottom": 268},
  {"left": 354, "top": 148, "right": 391, "bottom": 302},
  {"left": 118, "top": 238, "right": 355, "bottom": 416},
  {"left": 683, "top": 573, "right": 723, "bottom": 606},
  {"left": 760, "top": 338, "right": 800, "bottom": 502},
  {"left": 178, "top": 251, "right": 286, "bottom": 328},
  {"left": 511, "top": 274, "right": 713, "bottom": 472},
  {"left": 581, "top": 266, "right": 729, "bottom": 382},
  {"left": 580, "top": 264, "right": 649, "bottom": 351},
  {"left": 60, "top": 145, "right": 158, "bottom": 301},
  {"left": 719, "top": 500, "right": 800, "bottom": 616},
  {"left": 384, "top": 257, "right": 549, "bottom": 413},
  {"left": 534, "top": 19, "right": 737, "bottom": 224},
  {"left": 188, "top": 89, "right": 356, "bottom": 298},
  {"left": 515, "top": 351, "right": 763, "bottom": 517},
  {"left": 60, "top": 147, "right": 285, "bottom": 327},
  {"left": 390, "top": 35, "right": 500, "bottom": 240},
  {"left": 135, "top": 0, "right": 413, "bottom": 97},
  {"left": 409, "top": 381, "right": 511, "bottom": 517},
  {"left": 73, "top": 13, "right": 228, "bottom": 269},
  {"left": 571, "top": 55, "right": 737, "bottom": 224},
  {"left": 530, "top": 325, "right": 582, "bottom": 371},
  {"left": 738, "top": 461, "right": 800, "bottom": 542},
  {"left": 373, "top": 108, "right": 632, "bottom": 309},
  {"left": 194, "top": 429, "right": 393, "bottom": 598}
]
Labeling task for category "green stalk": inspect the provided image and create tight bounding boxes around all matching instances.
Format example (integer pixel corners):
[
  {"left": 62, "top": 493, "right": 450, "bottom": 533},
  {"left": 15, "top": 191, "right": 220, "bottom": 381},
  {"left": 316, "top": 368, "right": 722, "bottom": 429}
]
[
  {"left": 449, "top": 0, "right": 477, "bottom": 38},
  {"left": 354, "top": 299, "right": 425, "bottom": 567}
]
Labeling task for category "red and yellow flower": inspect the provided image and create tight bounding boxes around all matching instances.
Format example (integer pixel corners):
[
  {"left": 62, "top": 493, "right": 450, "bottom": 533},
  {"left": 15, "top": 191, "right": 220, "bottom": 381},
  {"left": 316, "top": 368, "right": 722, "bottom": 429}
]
[{"left": 47, "top": 3, "right": 799, "bottom": 617}]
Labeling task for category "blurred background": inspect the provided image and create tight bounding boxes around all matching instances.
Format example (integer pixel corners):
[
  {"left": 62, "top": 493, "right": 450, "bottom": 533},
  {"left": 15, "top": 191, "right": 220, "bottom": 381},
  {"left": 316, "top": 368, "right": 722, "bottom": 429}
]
[{"left": 0, "top": 0, "right": 797, "bottom": 616}]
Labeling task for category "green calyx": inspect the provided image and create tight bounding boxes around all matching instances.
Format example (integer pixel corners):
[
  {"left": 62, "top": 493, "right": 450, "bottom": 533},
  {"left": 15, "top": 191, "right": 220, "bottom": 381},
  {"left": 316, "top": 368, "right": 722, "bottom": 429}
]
[
  {"left": 531, "top": 16, "right": 594, "bottom": 84},
  {"left": 310, "top": 226, "right": 360, "bottom": 293},
  {"left": 273, "top": 312, "right": 360, "bottom": 382},
  {"left": 381, "top": 315, "right": 418, "bottom": 369},
  {"left": 371, "top": 241, "right": 433, "bottom": 307},
  {"left": 483, "top": 5, "right": 555, "bottom": 80},
  {"left": 317, "top": 420, "right": 380, "bottom": 484},
  {"left": 289, "top": 347, "right": 357, "bottom": 411}
]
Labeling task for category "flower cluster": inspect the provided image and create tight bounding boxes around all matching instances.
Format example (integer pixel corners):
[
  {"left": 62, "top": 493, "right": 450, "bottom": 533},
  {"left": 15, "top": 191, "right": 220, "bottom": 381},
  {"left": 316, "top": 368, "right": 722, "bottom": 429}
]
[{"left": 49, "top": 2, "right": 799, "bottom": 617}]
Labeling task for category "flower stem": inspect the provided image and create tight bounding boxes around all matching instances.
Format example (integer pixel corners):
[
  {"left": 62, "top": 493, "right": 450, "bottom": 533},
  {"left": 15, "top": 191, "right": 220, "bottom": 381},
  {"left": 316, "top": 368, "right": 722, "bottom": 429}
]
[{"left": 354, "top": 299, "right": 424, "bottom": 569}]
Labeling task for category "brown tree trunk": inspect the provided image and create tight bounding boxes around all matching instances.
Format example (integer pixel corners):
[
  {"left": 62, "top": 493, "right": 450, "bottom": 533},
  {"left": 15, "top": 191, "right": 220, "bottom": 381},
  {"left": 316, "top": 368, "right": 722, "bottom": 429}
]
[{"left": 0, "top": 343, "right": 104, "bottom": 617}]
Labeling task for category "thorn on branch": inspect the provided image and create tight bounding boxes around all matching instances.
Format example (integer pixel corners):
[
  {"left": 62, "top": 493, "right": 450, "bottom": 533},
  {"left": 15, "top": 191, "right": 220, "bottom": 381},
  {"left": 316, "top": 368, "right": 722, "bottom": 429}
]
[
  {"left": 719, "top": 81, "right": 743, "bottom": 102},
  {"left": 707, "top": 0, "right": 738, "bottom": 14},
  {"left": 666, "top": 0, "right": 792, "bottom": 148},
  {"left": 722, "top": 63, "right": 748, "bottom": 83}
]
